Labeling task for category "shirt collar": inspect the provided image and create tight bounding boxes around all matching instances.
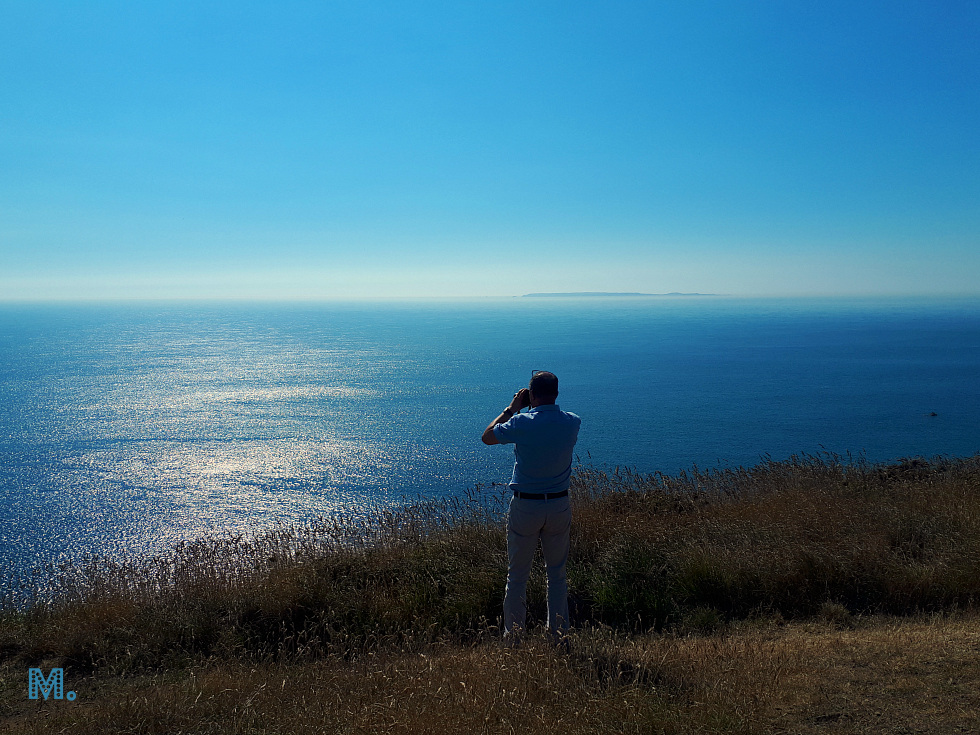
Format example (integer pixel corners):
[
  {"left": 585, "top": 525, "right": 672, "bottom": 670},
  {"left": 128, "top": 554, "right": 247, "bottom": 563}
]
[{"left": 529, "top": 404, "right": 560, "bottom": 413}]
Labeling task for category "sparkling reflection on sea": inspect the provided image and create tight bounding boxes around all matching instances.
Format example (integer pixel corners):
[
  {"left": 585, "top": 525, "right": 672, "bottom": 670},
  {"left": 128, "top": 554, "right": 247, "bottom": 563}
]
[{"left": 1, "top": 297, "right": 979, "bottom": 592}]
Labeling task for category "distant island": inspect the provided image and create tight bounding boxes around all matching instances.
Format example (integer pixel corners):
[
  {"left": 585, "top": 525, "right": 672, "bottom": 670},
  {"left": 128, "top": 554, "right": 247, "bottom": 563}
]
[{"left": 521, "top": 291, "right": 713, "bottom": 298}]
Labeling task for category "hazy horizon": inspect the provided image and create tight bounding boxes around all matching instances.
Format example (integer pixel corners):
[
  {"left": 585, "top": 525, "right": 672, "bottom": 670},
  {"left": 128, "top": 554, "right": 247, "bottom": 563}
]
[
  {"left": 3, "top": 294, "right": 980, "bottom": 307},
  {"left": 2, "top": 2, "right": 978, "bottom": 301}
]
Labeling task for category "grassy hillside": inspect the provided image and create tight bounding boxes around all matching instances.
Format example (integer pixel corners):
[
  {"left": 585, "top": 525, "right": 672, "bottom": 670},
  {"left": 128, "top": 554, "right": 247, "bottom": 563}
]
[{"left": 2, "top": 453, "right": 979, "bottom": 733}]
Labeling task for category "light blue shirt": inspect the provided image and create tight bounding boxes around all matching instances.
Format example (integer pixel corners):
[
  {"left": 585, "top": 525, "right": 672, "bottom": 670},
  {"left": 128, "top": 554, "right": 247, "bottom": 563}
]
[{"left": 493, "top": 403, "right": 581, "bottom": 494}]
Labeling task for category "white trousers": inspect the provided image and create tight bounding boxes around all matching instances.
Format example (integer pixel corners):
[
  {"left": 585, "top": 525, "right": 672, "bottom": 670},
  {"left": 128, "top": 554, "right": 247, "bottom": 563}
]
[{"left": 503, "top": 494, "right": 571, "bottom": 635}]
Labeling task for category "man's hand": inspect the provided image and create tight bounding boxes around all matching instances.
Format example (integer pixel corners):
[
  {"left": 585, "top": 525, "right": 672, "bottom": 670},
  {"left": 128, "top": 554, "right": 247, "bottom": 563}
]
[{"left": 510, "top": 389, "right": 530, "bottom": 413}]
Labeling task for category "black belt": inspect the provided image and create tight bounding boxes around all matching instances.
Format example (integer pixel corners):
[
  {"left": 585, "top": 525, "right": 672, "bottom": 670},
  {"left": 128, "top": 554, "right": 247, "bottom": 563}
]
[{"left": 512, "top": 489, "right": 568, "bottom": 500}]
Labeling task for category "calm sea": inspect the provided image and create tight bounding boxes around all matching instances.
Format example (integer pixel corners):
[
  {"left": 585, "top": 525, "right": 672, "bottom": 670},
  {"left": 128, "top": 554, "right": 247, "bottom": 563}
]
[{"left": 2, "top": 296, "right": 978, "bottom": 584}]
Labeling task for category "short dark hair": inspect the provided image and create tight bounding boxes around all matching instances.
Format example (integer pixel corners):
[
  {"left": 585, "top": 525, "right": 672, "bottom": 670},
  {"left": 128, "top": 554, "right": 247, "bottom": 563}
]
[{"left": 529, "top": 371, "right": 559, "bottom": 399}]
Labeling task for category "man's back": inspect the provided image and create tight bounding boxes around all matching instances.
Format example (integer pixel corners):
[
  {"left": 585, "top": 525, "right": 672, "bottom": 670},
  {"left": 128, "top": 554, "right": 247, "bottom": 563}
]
[{"left": 493, "top": 404, "right": 580, "bottom": 494}]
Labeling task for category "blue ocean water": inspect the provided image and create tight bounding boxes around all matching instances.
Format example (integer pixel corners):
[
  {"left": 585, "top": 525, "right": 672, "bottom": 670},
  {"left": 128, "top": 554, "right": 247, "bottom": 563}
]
[{"left": 1, "top": 296, "right": 978, "bottom": 585}]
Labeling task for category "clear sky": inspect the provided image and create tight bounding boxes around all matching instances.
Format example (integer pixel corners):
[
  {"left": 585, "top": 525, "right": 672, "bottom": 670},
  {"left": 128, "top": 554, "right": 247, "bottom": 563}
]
[{"left": 2, "top": 1, "right": 978, "bottom": 300}]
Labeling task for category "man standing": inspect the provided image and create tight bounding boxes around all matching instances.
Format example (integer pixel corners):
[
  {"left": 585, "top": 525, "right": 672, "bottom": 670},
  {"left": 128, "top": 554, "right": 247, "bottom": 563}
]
[{"left": 482, "top": 371, "right": 581, "bottom": 640}]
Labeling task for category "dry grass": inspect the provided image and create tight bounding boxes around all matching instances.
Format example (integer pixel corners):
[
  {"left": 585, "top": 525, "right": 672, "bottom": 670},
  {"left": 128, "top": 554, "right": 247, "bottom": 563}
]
[
  {"left": 2, "top": 453, "right": 979, "bottom": 733},
  {"left": 768, "top": 613, "right": 980, "bottom": 733},
  {"left": 570, "top": 454, "right": 980, "bottom": 625},
  {"left": 4, "top": 614, "right": 978, "bottom": 734}
]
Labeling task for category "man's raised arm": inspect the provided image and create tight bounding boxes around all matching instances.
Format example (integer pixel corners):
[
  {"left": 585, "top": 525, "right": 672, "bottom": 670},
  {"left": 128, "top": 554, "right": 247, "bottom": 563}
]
[{"left": 481, "top": 389, "right": 528, "bottom": 445}]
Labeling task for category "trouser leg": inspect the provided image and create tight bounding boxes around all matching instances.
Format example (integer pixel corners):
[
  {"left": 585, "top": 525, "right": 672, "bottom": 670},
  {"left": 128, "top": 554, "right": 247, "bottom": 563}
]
[
  {"left": 503, "top": 498, "right": 542, "bottom": 635},
  {"left": 540, "top": 500, "right": 572, "bottom": 633}
]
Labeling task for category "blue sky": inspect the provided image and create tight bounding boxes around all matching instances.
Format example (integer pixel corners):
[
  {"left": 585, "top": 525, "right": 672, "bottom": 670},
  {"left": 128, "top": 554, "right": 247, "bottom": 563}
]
[{"left": 2, "top": 1, "right": 978, "bottom": 299}]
